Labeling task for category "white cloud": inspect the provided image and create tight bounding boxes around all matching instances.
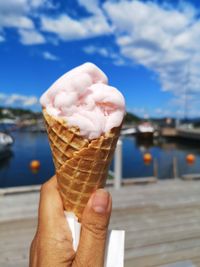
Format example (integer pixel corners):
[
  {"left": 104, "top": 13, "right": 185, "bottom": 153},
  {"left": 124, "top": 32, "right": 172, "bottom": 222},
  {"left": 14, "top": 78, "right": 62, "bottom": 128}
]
[
  {"left": 83, "top": 45, "right": 109, "bottom": 57},
  {"left": 154, "top": 108, "right": 172, "bottom": 117},
  {"left": 131, "top": 106, "right": 173, "bottom": 118},
  {"left": 41, "top": 0, "right": 111, "bottom": 41},
  {"left": 78, "top": 1, "right": 200, "bottom": 96},
  {"left": 41, "top": 11, "right": 111, "bottom": 41},
  {"left": 18, "top": 29, "right": 46, "bottom": 45},
  {"left": 130, "top": 107, "right": 147, "bottom": 117},
  {"left": 0, "top": 93, "right": 6, "bottom": 99},
  {"left": 0, "top": 35, "right": 5, "bottom": 42},
  {"left": 0, "top": 0, "right": 56, "bottom": 28},
  {"left": 155, "top": 108, "right": 162, "bottom": 115},
  {"left": 112, "top": 57, "right": 126, "bottom": 66},
  {"left": 77, "top": 0, "right": 100, "bottom": 15},
  {"left": 164, "top": 91, "right": 200, "bottom": 118},
  {"left": 0, "top": 0, "right": 49, "bottom": 44},
  {"left": 0, "top": 0, "right": 49, "bottom": 13},
  {"left": 43, "top": 51, "right": 59, "bottom": 61},
  {"left": 22, "top": 96, "right": 38, "bottom": 106},
  {"left": 41, "top": 15, "right": 86, "bottom": 40},
  {"left": 0, "top": 93, "right": 38, "bottom": 107},
  {"left": 103, "top": 0, "right": 200, "bottom": 97},
  {"left": 0, "top": 0, "right": 28, "bottom": 14},
  {"left": 0, "top": 15, "right": 34, "bottom": 29},
  {"left": 30, "top": 0, "right": 49, "bottom": 9},
  {"left": 0, "top": 0, "right": 33, "bottom": 30},
  {"left": 83, "top": 45, "right": 125, "bottom": 66},
  {"left": 1, "top": 0, "right": 200, "bottom": 108}
]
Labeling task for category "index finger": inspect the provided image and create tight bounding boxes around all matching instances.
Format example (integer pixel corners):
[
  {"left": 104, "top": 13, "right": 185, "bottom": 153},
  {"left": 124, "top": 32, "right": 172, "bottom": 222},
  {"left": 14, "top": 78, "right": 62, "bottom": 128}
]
[{"left": 37, "top": 176, "right": 73, "bottom": 242}]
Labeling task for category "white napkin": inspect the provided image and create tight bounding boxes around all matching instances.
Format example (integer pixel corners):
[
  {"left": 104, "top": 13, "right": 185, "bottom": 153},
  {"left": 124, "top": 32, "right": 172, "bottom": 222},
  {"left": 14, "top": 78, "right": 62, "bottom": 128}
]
[{"left": 65, "top": 211, "right": 125, "bottom": 267}]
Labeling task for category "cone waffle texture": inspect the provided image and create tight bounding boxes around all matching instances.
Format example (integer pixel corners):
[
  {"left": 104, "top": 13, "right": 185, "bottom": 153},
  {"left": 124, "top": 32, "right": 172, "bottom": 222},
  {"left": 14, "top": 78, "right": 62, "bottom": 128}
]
[{"left": 43, "top": 109, "right": 121, "bottom": 220}]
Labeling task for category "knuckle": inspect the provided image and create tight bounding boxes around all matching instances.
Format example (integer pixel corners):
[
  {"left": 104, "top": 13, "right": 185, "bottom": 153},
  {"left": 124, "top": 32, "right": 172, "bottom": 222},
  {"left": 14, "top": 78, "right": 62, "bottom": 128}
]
[
  {"left": 83, "top": 221, "right": 107, "bottom": 240},
  {"left": 73, "top": 257, "right": 85, "bottom": 267},
  {"left": 40, "top": 180, "right": 51, "bottom": 194},
  {"left": 40, "top": 176, "right": 56, "bottom": 194}
]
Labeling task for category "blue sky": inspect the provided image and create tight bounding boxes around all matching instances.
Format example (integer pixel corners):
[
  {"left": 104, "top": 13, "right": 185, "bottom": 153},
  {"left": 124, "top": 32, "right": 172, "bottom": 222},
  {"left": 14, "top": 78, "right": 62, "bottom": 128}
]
[{"left": 0, "top": 0, "right": 200, "bottom": 118}]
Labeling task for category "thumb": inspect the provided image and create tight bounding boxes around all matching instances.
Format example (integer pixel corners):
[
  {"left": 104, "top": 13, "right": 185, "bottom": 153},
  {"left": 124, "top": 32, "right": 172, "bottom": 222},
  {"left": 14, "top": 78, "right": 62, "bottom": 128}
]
[{"left": 73, "top": 189, "right": 112, "bottom": 267}]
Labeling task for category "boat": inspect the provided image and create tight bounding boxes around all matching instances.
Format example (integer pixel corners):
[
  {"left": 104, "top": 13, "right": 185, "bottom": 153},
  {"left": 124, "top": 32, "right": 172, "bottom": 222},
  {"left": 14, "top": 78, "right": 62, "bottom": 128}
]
[
  {"left": 121, "top": 127, "right": 136, "bottom": 136},
  {"left": 0, "top": 132, "right": 14, "bottom": 159},
  {"left": 136, "top": 122, "right": 155, "bottom": 140}
]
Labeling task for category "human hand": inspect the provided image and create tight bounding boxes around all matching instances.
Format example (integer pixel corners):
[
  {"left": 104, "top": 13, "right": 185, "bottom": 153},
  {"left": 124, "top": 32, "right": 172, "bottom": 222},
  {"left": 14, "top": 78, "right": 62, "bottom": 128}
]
[{"left": 30, "top": 176, "right": 112, "bottom": 267}]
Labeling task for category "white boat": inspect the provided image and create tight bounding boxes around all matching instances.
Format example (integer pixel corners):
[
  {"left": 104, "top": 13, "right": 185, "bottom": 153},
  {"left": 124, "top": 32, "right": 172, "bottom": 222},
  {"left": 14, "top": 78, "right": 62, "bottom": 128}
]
[
  {"left": 137, "top": 122, "right": 155, "bottom": 139},
  {"left": 0, "top": 132, "right": 14, "bottom": 157},
  {"left": 121, "top": 127, "right": 136, "bottom": 135}
]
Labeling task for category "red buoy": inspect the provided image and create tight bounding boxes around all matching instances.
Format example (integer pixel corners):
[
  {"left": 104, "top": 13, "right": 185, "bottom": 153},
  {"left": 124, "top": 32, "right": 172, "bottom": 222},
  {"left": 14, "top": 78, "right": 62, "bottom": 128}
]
[
  {"left": 30, "top": 160, "right": 41, "bottom": 170},
  {"left": 186, "top": 154, "right": 195, "bottom": 164},
  {"left": 143, "top": 153, "right": 152, "bottom": 164}
]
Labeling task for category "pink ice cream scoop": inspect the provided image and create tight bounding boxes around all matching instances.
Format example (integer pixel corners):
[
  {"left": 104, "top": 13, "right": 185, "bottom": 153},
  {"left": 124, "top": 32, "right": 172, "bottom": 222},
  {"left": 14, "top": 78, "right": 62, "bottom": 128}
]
[{"left": 40, "top": 62, "right": 125, "bottom": 139}]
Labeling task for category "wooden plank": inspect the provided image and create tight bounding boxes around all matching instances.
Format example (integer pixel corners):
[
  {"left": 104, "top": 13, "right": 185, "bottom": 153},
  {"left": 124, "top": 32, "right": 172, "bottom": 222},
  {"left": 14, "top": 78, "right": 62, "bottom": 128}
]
[
  {"left": 110, "top": 206, "right": 200, "bottom": 230},
  {"left": 1, "top": 180, "right": 200, "bottom": 267},
  {"left": 159, "top": 261, "right": 197, "bottom": 267},
  {"left": 125, "top": 224, "right": 200, "bottom": 247},
  {"left": 181, "top": 174, "right": 200, "bottom": 181},
  {"left": 0, "top": 185, "right": 41, "bottom": 196},
  {"left": 106, "top": 177, "right": 158, "bottom": 186},
  {"left": 125, "top": 246, "right": 200, "bottom": 267}
]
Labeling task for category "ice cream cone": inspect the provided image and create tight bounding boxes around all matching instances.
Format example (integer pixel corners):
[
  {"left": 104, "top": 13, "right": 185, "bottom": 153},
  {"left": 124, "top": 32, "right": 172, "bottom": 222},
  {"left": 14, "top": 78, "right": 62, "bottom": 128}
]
[{"left": 43, "top": 109, "right": 121, "bottom": 221}]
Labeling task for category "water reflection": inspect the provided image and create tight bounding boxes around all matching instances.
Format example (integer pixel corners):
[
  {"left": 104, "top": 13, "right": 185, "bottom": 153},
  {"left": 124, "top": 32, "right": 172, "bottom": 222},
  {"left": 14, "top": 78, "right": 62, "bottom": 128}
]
[
  {"left": 0, "top": 132, "right": 54, "bottom": 188},
  {"left": 0, "top": 150, "right": 13, "bottom": 170},
  {"left": 122, "top": 136, "right": 200, "bottom": 179},
  {"left": 1, "top": 132, "right": 200, "bottom": 187},
  {"left": 135, "top": 136, "right": 154, "bottom": 149},
  {"left": 0, "top": 150, "right": 14, "bottom": 186}
]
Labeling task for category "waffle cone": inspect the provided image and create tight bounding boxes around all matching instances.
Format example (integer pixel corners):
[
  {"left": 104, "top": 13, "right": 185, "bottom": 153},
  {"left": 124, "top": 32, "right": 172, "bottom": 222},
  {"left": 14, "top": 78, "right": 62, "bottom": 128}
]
[{"left": 43, "top": 109, "right": 121, "bottom": 220}]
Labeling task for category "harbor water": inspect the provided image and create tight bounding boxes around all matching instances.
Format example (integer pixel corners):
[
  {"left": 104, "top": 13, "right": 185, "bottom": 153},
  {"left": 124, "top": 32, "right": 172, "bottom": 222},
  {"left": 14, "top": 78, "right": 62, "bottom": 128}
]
[{"left": 1, "top": 131, "right": 200, "bottom": 187}]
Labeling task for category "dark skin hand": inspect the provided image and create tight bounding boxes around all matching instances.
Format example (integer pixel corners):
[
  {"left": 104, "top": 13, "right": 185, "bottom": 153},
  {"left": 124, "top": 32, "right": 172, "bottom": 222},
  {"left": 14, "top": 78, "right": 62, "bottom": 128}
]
[{"left": 30, "top": 176, "right": 112, "bottom": 267}]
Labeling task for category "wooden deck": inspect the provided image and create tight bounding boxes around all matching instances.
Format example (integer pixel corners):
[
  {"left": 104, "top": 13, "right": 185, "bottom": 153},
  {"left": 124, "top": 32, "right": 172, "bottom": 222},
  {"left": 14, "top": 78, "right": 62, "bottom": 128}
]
[{"left": 1, "top": 180, "right": 200, "bottom": 267}]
